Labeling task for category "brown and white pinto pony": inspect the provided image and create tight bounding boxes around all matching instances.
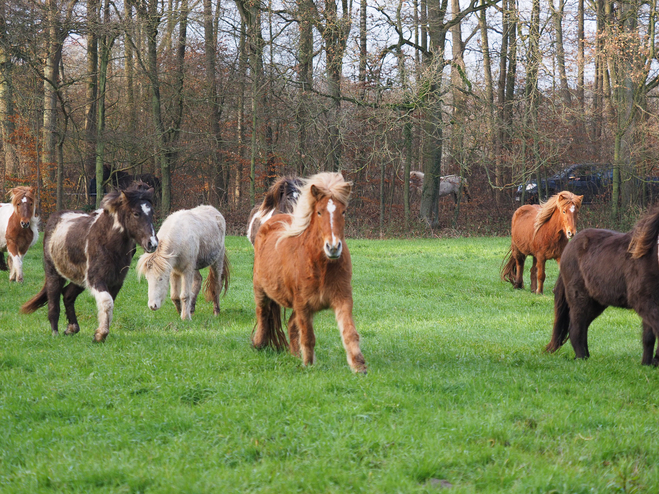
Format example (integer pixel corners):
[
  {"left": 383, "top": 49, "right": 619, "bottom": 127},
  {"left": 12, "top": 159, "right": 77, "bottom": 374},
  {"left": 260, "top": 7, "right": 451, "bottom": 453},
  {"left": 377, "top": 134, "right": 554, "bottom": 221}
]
[
  {"left": 252, "top": 172, "right": 367, "bottom": 373},
  {"left": 546, "top": 205, "right": 659, "bottom": 365},
  {"left": 247, "top": 176, "right": 302, "bottom": 245},
  {"left": 137, "top": 205, "right": 230, "bottom": 320},
  {"left": 501, "top": 191, "right": 583, "bottom": 294},
  {"left": 21, "top": 183, "right": 158, "bottom": 342},
  {"left": 0, "top": 186, "right": 39, "bottom": 282}
]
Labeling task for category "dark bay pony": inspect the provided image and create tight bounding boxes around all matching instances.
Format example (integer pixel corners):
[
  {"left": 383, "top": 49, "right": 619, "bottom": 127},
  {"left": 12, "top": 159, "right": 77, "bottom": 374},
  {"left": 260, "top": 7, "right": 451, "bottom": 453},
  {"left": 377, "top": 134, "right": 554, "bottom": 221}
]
[
  {"left": 247, "top": 176, "right": 302, "bottom": 244},
  {"left": 546, "top": 205, "right": 659, "bottom": 365},
  {"left": 252, "top": 172, "right": 367, "bottom": 373},
  {"left": 501, "top": 191, "right": 583, "bottom": 294},
  {"left": 21, "top": 183, "right": 158, "bottom": 342},
  {"left": 0, "top": 186, "right": 40, "bottom": 282}
]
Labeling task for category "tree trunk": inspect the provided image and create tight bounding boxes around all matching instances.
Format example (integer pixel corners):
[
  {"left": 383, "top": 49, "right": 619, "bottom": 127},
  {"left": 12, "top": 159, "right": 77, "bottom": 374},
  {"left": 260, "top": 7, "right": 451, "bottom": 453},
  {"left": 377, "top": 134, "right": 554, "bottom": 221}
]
[
  {"left": 551, "top": 0, "right": 571, "bottom": 105},
  {"left": 297, "top": 0, "right": 313, "bottom": 176},
  {"left": 43, "top": 0, "right": 62, "bottom": 185},
  {"left": 85, "top": 0, "right": 99, "bottom": 200},
  {"left": 0, "top": 11, "right": 19, "bottom": 179}
]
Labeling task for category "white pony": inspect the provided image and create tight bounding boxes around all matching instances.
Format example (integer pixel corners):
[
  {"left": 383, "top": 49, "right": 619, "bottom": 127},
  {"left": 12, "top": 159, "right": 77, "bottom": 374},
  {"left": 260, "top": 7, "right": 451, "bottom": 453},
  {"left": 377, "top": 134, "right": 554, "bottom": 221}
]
[
  {"left": 409, "top": 172, "right": 471, "bottom": 202},
  {"left": 137, "top": 205, "right": 230, "bottom": 320}
]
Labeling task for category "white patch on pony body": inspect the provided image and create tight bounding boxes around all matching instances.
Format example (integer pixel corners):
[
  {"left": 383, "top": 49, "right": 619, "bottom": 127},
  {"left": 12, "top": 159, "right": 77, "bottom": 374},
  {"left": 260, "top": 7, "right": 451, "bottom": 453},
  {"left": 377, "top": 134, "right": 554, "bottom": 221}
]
[
  {"left": 247, "top": 210, "right": 263, "bottom": 241},
  {"left": 142, "top": 203, "right": 151, "bottom": 215},
  {"left": 111, "top": 211, "right": 124, "bottom": 232},
  {"left": 570, "top": 205, "right": 575, "bottom": 213},
  {"left": 261, "top": 209, "right": 275, "bottom": 224}
]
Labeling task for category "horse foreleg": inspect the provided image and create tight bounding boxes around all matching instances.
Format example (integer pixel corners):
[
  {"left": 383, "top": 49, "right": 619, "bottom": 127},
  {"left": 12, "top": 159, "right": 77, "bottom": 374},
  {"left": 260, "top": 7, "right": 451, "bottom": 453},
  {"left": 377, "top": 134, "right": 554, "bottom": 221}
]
[
  {"left": 295, "top": 310, "right": 316, "bottom": 367},
  {"left": 189, "top": 270, "right": 203, "bottom": 316},
  {"left": 170, "top": 273, "right": 182, "bottom": 315},
  {"left": 46, "top": 276, "right": 66, "bottom": 336},
  {"left": 641, "top": 322, "right": 657, "bottom": 366},
  {"left": 288, "top": 311, "right": 300, "bottom": 356},
  {"left": 7, "top": 244, "right": 24, "bottom": 282},
  {"left": 530, "top": 257, "right": 538, "bottom": 292},
  {"left": 334, "top": 300, "right": 367, "bottom": 374},
  {"left": 178, "top": 271, "right": 195, "bottom": 321},
  {"left": 62, "top": 283, "right": 85, "bottom": 335},
  {"left": 89, "top": 286, "right": 114, "bottom": 342}
]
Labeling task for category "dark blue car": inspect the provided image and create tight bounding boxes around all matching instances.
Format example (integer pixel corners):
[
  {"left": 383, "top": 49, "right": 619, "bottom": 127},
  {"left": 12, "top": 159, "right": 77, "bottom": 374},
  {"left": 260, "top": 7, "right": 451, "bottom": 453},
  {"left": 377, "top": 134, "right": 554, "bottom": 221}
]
[{"left": 515, "top": 163, "right": 612, "bottom": 204}]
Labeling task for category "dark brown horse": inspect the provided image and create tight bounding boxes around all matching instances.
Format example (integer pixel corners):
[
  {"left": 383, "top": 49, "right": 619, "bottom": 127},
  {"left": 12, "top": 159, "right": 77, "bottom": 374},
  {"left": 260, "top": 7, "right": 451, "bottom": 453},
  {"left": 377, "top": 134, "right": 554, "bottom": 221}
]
[
  {"left": 546, "top": 205, "right": 659, "bottom": 365},
  {"left": 247, "top": 176, "right": 302, "bottom": 244},
  {"left": 21, "top": 183, "right": 158, "bottom": 342},
  {"left": 0, "top": 186, "right": 39, "bottom": 282},
  {"left": 501, "top": 191, "right": 583, "bottom": 294},
  {"left": 252, "top": 172, "right": 367, "bottom": 373}
]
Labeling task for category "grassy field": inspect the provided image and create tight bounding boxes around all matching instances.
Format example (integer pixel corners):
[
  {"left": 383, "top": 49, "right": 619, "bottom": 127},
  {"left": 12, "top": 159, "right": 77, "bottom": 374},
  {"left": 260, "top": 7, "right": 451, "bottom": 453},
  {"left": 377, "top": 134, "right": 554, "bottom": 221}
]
[{"left": 1, "top": 235, "right": 658, "bottom": 493}]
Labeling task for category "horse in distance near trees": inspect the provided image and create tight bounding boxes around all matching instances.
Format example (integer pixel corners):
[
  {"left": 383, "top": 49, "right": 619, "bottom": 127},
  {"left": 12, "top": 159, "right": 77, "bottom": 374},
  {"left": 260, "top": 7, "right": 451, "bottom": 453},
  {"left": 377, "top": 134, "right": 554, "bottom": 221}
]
[
  {"left": 546, "top": 204, "right": 659, "bottom": 366},
  {"left": 137, "top": 205, "right": 230, "bottom": 320},
  {"left": 252, "top": 172, "right": 367, "bottom": 373},
  {"left": 21, "top": 183, "right": 158, "bottom": 342},
  {"left": 501, "top": 191, "right": 583, "bottom": 294},
  {"left": 247, "top": 176, "right": 302, "bottom": 244},
  {"left": 0, "top": 186, "right": 39, "bottom": 282},
  {"left": 409, "top": 172, "right": 471, "bottom": 203}
]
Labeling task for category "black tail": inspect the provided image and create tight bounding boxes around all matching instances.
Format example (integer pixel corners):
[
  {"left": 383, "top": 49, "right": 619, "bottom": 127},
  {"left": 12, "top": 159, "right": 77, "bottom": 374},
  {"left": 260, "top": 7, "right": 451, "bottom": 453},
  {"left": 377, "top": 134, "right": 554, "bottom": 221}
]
[
  {"left": 21, "top": 283, "right": 48, "bottom": 314},
  {"left": 252, "top": 299, "right": 288, "bottom": 352},
  {"left": 500, "top": 247, "right": 517, "bottom": 285},
  {"left": 546, "top": 275, "right": 570, "bottom": 353}
]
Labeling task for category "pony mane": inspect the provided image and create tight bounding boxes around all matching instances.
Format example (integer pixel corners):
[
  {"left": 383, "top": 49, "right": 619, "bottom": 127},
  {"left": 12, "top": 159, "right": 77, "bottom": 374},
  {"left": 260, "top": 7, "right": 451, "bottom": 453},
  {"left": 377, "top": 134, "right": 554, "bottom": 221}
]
[
  {"left": 533, "top": 191, "right": 581, "bottom": 237},
  {"left": 628, "top": 204, "right": 659, "bottom": 259},
  {"left": 136, "top": 243, "right": 173, "bottom": 280},
  {"left": 258, "top": 176, "right": 302, "bottom": 213},
  {"left": 279, "top": 172, "right": 352, "bottom": 239},
  {"left": 102, "top": 181, "right": 154, "bottom": 211},
  {"left": 10, "top": 186, "right": 34, "bottom": 207}
]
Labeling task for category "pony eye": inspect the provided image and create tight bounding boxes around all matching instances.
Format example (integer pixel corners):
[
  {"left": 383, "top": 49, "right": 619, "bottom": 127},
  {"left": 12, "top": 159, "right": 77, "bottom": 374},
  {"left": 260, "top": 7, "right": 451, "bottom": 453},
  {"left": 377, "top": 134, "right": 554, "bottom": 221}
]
[
  {"left": 342, "top": 211, "right": 345, "bottom": 216},
  {"left": 133, "top": 212, "right": 140, "bottom": 218},
  {"left": 562, "top": 210, "right": 566, "bottom": 214},
  {"left": 317, "top": 211, "right": 321, "bottom": 216}
]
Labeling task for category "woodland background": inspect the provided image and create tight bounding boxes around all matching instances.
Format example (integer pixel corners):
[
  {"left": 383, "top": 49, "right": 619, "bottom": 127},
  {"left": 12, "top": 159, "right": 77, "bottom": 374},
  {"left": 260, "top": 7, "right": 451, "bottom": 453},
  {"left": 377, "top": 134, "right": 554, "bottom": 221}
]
[{"left": 1, "top": 0, "right": 659, "bottom": 236}]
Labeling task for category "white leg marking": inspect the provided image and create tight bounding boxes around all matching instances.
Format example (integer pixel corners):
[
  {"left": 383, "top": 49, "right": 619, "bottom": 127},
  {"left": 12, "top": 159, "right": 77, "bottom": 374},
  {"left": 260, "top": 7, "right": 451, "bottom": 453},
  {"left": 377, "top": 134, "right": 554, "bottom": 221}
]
[{"left": 89, "top": 288, "right": 114, "bottom": 337}]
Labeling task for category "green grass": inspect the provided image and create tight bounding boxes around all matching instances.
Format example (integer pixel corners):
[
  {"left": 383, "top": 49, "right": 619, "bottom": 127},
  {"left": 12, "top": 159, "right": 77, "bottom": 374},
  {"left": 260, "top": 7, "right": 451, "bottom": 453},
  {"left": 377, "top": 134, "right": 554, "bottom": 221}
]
[{"left": 1, "top": 235, "right": 658, "bottom": 493}]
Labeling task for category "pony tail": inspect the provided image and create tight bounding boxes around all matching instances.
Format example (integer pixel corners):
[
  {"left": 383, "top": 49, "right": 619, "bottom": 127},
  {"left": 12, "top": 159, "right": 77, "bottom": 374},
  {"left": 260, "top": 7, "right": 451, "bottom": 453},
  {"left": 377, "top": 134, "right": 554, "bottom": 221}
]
[
  {"left": 628, "top": 205, "right": 659, "bottom": 259},
  {"left": 500, "top": 248, "right": 517, "bottom": 284},
  {"left": 546, "top": 276, "right": 570, "bottom": 353},
  {"left": 252, "top": 300, "right": 288, "bottom": 352},
  {"left": 21, "top": 283, "right": 48, "bottom": 314},
  {"left": 203, "top": 252, "right": 231, "bottom": 302}
]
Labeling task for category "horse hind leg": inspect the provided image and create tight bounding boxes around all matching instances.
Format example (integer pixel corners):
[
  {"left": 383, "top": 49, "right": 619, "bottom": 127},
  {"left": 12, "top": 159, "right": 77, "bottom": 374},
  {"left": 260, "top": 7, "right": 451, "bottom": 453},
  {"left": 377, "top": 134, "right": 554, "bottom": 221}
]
[
  {"left": 513, "top": 252, "right": 526, "bottom": 290},
  {"left": 530, "top": 257, "right": 538, "bottom": 293},
  {"left": 189, "top": 270, "right": 203, "bottom": 315},
  {"left": 568, "top": 299, "right": 605, "bottom": 359},
  {"left": 46, "top": 276, "right": 66, "bottom": 336},
  {"left": 62, "top": 283, "right": 85, "bottom": 335}
]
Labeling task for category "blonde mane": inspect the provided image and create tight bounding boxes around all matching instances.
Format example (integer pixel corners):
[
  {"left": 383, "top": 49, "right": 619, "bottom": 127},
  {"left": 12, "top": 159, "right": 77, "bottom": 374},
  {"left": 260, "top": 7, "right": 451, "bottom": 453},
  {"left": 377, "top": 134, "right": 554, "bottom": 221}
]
[
  {"left": 279, "top": 172, "right": 352, "bottom": 239},
  {"left": 136, "top": 240, "right": 174, "bottom": 280},
  {"left": 533, "top": 191, "right": 581, "bottom": 237}
]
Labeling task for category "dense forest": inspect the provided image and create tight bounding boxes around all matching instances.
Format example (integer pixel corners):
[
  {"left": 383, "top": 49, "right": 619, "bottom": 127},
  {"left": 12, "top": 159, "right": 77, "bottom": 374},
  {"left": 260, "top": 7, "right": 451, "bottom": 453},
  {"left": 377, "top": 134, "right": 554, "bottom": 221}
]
[{"left": 1, "top": 0, "right": 659, "bottom": 235}]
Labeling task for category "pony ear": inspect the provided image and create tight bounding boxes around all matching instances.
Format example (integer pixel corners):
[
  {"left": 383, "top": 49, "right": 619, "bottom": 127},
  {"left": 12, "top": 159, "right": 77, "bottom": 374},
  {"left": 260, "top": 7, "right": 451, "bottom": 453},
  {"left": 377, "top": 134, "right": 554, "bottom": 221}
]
[
  {"left": 577, "top": 195, "right": 584, "bottom": 205},
  {"left": 311, "top": 184, "right": 324, "bottom": 201}
]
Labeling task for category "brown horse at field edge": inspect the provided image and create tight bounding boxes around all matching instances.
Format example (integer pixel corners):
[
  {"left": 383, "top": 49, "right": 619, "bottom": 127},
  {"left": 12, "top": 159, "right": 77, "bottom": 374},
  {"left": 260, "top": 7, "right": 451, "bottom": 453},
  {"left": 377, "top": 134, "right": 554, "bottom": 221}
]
[{"left": 501, "top": 191, "right": 583, "bottom": 294}]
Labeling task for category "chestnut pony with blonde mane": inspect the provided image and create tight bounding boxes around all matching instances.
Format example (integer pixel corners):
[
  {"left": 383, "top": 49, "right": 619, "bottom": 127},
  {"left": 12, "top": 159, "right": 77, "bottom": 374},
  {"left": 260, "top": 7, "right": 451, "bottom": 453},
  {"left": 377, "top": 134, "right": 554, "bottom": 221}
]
[
  {"left": 501, "top": 191, "right": 583, "bottom": 294},
  {"left": 547, "top": 204, "right": 659, "bottom": 365},
  {"left": 0, "top": 186, "right": 39, "bottom": 282},
  {"left": 252, "top": 172, "right": 367, "bottom": 373}
]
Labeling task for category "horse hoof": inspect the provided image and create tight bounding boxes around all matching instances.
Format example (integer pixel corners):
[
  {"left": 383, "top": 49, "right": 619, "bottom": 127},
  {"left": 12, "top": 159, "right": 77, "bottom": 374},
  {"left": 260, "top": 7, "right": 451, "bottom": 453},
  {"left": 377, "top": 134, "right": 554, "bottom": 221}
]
[
  {"left": 65, "top": 324, "right": 80, "bottom": 335},
  {"left": 93, "top": 332, "right": 107, "bottom": 343},
  {"left": 51, "top": 330, "right": 59, "bottom": 336}
]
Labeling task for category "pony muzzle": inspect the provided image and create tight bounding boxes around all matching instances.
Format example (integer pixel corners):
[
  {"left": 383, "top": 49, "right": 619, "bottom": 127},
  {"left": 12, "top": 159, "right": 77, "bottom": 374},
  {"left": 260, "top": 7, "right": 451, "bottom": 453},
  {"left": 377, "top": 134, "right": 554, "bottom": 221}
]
[
  {"left": 324, "top": 240, "right": 343, "bottom": 259},
  {"left": 566, "top": 229, "right": 575, "bottom": 239},
  {"left": 145, "top": 236, "right": 159, "bottom": 253},
  {"left": 20, "top": 220, "right": 30, "bottom": 229}
]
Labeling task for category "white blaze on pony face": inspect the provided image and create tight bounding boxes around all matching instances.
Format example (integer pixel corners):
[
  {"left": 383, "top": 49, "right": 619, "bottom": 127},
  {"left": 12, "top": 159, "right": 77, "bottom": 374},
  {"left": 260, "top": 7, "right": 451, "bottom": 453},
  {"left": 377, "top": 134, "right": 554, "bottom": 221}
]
[
  {"left": 21, "top": 197, "right": 27, "bottom": 203},
  {"left": 322, "top": 198, "right": 344, "bottom": 259}
]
